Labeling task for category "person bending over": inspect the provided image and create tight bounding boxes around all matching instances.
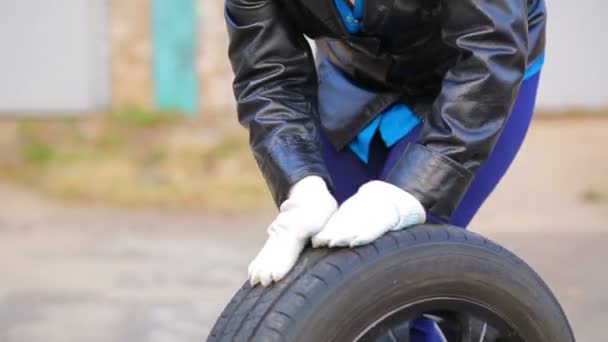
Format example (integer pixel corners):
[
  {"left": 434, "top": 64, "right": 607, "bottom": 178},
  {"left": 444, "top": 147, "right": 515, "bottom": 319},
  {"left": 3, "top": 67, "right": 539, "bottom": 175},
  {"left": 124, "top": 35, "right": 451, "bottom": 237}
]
[{"left": 224, "top": 0, "right": 545, "bottom": 288}]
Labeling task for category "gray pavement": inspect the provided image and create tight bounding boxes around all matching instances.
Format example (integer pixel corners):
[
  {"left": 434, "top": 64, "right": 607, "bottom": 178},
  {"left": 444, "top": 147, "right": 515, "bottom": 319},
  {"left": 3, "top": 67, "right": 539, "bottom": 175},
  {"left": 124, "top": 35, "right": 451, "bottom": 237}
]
[{"left": 0, "top": 118, "right": 607, "bottom": 341}]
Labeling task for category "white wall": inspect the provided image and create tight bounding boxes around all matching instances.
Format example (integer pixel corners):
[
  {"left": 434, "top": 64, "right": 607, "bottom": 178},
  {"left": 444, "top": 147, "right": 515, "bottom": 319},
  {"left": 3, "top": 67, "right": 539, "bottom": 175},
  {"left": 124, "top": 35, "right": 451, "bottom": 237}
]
[
  {"left": 0, "top": 0, "right": 109, "bottom": 114},
  {"left": 537, "top": 0, "right": 608, "bottom": 110}
]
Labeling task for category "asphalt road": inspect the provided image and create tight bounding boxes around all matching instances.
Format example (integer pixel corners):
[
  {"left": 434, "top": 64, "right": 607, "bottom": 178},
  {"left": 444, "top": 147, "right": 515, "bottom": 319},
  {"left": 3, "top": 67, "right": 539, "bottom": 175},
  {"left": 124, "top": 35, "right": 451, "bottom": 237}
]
[{"left": 0, "top": 203, "right": 605, "bottom": 342}]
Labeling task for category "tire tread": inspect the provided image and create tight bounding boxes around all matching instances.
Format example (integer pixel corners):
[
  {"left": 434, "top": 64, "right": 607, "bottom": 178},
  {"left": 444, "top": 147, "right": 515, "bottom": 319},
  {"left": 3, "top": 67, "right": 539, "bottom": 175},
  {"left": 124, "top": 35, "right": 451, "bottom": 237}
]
[{"left": 207, "top": 225, "right": 574, "bottom": 342}]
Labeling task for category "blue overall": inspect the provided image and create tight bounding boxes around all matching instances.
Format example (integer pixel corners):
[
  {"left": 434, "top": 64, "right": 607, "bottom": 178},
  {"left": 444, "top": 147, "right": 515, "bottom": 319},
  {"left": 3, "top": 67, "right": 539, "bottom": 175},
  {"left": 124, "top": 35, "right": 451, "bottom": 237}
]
[{"left": 325, "top": 1, "right": 544, "bottom": 339}]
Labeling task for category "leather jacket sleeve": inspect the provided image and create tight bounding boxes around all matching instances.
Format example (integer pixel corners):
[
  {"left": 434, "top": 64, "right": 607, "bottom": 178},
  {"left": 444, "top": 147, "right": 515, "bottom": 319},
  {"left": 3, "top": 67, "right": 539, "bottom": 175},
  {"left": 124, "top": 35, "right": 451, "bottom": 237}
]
[
  {"left": 224, "top": 0, "right": 332, "bottom": 207},
  {"left": 385, "top": 0, "right": 528, "bottom": 221}
]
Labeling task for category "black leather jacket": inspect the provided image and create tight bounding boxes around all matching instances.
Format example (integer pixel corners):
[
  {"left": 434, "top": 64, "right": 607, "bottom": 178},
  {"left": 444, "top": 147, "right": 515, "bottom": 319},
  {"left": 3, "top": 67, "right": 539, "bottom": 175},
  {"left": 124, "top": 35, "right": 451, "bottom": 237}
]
[{"left": 224, "top": 0, "right": 546, "bottom": 220}]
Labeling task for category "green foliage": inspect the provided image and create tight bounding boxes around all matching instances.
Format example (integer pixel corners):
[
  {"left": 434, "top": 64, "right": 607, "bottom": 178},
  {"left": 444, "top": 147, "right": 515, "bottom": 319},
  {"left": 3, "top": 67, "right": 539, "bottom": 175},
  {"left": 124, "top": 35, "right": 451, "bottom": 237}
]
[
  {"left": 108, "top": 107, "right": 183, "bottom": 127},
  {"left": 22, "top": 144, "right": 67, "bottom": 164},
  {"left": 200, "top": 135, "right": 249, "bottom": 161},
  {"left": 1, "top": 109, "right": 270, "bottom": 212},
  {"left": 581, "top": 188, "right": 608, "bottom": 203}
]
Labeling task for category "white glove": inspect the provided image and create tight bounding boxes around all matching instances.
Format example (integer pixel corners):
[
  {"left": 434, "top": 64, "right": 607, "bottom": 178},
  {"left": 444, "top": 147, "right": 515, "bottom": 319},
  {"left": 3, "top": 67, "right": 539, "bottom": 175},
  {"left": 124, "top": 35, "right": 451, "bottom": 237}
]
[
  {"left": 248, "top": 176, "right": 337, "bottom": 287},
  {"left": 312, "top": 180, "right": 425, "bottom": 248}
]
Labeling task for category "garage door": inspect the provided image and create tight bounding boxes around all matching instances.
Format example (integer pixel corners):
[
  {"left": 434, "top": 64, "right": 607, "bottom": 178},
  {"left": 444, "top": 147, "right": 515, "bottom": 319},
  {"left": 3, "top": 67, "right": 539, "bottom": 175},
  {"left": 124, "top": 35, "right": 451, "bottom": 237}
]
[{"left": 0, "top": 0, "right": 109, "bottom": 114}]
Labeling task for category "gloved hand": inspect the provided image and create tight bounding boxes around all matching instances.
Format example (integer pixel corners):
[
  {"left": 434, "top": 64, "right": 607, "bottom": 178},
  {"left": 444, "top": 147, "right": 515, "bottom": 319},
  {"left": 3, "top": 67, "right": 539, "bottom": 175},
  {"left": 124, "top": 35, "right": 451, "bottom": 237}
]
[
  {"left": 312, "top": 180, "right": 425, "bottom": 248},
  {"left": 248, "top": 176, "right": 337, "bottom": 287}
]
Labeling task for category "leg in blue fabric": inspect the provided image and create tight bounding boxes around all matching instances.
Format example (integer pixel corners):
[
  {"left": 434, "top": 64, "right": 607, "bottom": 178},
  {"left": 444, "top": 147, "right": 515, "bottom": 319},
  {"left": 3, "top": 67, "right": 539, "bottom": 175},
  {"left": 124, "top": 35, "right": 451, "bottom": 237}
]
[
  {"left": 448, "top": 73, "right": 541, "bottom": 227},
  {"left": 380, "top": 125, "right": 423, "bottom": 179},
  {"left": 320, "top": 131, "right": 388, "bottom": 204},
  {"left": 379, "top": 74, "right": 541, "bottom": 341},
  {"left": 381, "top": 73, "right": 541, "bottom": 227}
]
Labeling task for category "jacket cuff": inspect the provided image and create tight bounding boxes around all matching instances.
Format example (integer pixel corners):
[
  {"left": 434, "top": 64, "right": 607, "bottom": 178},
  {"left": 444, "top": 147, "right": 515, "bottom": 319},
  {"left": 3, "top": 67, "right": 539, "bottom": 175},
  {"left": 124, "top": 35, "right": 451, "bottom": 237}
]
[
  {"left": 257, "top": 141, "right": 333, "bottom": 208},
  {"left": 384, "top": 144, "right": 473, "bottom": 221}
]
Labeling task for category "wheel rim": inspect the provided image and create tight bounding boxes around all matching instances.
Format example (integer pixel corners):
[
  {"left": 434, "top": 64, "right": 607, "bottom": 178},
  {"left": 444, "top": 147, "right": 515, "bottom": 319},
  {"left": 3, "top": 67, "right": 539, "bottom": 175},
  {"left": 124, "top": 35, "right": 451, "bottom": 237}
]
[{"left": 354, "top": 297, "right": 525, "bottom": 342}]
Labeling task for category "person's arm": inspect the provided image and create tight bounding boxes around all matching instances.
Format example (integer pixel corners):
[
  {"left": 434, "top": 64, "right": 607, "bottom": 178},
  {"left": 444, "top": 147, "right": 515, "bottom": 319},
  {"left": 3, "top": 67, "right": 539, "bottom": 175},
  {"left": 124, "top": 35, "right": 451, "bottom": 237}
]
[
  {"left": 226, "top": 0, "right": 338, "bottom": 287},
  {"left": 225, "top": 0, "right": 332, "bottom": 206},
  {"left": 385, "top": 0, "right": 528, "bottom": 221}
]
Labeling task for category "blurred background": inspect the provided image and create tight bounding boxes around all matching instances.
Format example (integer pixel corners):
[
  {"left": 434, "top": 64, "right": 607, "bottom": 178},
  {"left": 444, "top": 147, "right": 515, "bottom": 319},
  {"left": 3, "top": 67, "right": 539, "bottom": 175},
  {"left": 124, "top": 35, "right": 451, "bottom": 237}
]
[{"left": 0, "top": 0, "right": 606, "bottom": 341}]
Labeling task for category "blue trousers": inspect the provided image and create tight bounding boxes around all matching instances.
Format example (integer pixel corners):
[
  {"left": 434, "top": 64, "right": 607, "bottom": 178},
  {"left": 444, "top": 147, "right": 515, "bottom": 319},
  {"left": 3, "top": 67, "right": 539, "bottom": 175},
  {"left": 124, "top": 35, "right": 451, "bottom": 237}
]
[{"left": 319, "top": 73, "right": 541, "bottom": 340}]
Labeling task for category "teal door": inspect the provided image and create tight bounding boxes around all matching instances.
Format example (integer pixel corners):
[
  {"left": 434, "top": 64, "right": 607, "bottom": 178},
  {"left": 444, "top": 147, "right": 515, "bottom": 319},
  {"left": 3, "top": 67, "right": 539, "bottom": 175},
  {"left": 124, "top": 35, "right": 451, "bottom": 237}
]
[{"left": 151, "top": 0, "right": 199, "bottom": 114}]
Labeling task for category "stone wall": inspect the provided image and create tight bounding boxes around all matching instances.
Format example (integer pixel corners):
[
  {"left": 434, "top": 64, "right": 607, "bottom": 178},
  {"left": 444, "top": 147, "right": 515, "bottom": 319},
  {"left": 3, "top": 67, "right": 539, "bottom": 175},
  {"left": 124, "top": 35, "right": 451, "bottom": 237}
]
[
  {"left": 108, "top": 0, "right": 235, "bottom": 116},
  {"left": 198, "top": 0, "right": 236, "bottom": 116},
  {"left": 108, "top": 0, "right": 154, "bottom": 108}
]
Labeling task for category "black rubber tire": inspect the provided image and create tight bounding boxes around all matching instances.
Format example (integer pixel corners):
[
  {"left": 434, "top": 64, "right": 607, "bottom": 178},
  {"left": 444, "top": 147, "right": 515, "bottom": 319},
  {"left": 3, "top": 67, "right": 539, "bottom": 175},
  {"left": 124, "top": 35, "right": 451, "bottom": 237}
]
[{"left": 207, "top": 225, "right": 574, "bottom": 342}]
